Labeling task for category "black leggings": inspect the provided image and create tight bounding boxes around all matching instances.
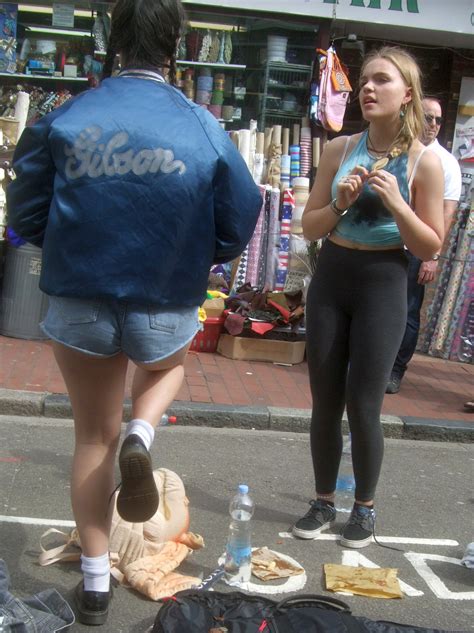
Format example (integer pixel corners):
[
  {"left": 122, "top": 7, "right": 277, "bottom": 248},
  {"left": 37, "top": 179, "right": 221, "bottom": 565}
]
[{"left": 306, "top": 239, "right": 408, "bottom": 501}]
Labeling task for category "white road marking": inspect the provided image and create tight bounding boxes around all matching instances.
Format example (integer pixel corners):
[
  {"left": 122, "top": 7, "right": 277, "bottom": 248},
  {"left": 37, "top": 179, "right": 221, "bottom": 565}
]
[
  {"left": 278, "top": 532, "right": 459, "bottom": 546},
  {"left": 404, "top": 552, "right": 474, "bottom": 600},
  {"left": 342, "top": 550, "right": 424, "bottom": 597},
  {"left": 0, "top": 515, "right": 75, "bottom": 527}
]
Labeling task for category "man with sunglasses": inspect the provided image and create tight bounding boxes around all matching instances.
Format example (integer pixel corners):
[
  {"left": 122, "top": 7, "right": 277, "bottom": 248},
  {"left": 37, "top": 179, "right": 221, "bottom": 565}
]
[{"left": 386, "top": 97, "right": 462, "bottom": 394}]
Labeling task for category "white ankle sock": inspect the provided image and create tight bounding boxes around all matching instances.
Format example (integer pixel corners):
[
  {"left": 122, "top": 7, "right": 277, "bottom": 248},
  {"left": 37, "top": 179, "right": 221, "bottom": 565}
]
[
  {"left": 81, "top": 553, "right": 110, "bottom": 592},
  {"left": 125, "top": 418, "right": 155, "bottom": 451}
]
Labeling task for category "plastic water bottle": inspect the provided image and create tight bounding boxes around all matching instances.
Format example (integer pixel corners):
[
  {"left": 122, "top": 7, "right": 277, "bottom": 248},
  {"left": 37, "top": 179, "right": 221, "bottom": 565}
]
[
  {"left": 224, "top": 484, "right": 254, "bottom": 584},
  {"left": 336, "top": 434, "right": 355, "bottom": 513},
  {"left": 159, "top": 414, "right": 177, "bottom": 426}
]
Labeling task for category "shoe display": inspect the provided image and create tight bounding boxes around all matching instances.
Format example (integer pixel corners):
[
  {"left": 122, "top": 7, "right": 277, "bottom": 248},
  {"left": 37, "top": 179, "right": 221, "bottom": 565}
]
[
  {"left": 74, "top": 582, "right": 112, "bottom": 626},
  {"left": 385, "top": 374, "right": 402, "bottom": 394},
  {"left": 117, "top": 435, "right": 159, "bottom": 523},
  {"left": 340, "top": 504, "right": 375, "bottom": 549},
  {"left": 292, "top": 499, "right": 336, "bottom": 539}
]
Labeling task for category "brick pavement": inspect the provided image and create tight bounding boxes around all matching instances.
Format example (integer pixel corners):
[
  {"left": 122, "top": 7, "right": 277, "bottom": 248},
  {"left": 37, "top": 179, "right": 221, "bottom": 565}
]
[{"left": 0, "top": 334, "right": 473, "bottom": 422}]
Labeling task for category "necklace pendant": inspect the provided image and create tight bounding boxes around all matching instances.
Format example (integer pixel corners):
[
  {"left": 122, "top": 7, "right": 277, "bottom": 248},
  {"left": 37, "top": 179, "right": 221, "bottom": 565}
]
[{"left": 372, "top": 156, "right": 389, "bottom": 170}]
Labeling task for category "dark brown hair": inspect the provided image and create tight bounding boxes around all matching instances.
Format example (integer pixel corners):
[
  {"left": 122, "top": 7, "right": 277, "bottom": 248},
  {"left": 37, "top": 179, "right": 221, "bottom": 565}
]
[{"left": 102, "top": 0, "right": 186, "bottom": 85}]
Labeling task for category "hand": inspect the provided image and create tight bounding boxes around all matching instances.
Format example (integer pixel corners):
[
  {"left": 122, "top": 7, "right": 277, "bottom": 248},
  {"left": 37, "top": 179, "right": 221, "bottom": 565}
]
[
  {"left": 417, "top": 259, "right": 438, "bottom": 285},
  {"left": 336, "top": 165, "right": 369, "bottom": 210},
  {"left": 367, "top": 169, "right": 405, "bottom": 213}
]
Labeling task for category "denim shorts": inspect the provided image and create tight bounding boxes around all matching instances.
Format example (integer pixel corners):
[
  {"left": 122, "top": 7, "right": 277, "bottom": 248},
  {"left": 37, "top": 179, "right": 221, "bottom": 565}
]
[{"left": 41, "top": 296, "right": 201, "bottom": 363}]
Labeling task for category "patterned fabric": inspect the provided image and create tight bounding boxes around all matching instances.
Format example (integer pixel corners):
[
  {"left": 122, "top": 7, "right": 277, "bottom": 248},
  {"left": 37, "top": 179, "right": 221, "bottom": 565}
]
[
  {"left": 245, "top": 185, "right": 266, "bottom": 286},
  {"left": 274, "top": 190, "right": 294, "bottom": 291},
  {"left": 257, "top": 187, "right": 272, "bottom": 288},
  {"left": 421, "top": 205, "right": 473, "bottom": 363},
  {"left": 265, "top": 187, "right": 281, "bottom": 289}
]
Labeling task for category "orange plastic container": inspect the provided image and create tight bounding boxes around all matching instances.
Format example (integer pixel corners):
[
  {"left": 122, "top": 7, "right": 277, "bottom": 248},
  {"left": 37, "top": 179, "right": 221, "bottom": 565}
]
[{"left": 190, "top": 316, "right": 225, "bottom": 353}]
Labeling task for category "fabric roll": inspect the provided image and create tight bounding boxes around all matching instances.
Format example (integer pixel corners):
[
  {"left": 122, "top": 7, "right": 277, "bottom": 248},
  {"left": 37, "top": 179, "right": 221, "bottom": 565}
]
[
  {"left": 232, "top": 246, "right": 249, "bottom": 293},
  {"left": 428, "top": 218, "right": 472, "bottom": 358},
  {"left": 245, "top": 185, "right": 267, "bottom": 286},
  {"left": 197, "top": 75, "right": 213, "bottom": 91},
  {"left": 14, "top": 91, "right": 30, "bottom": 142},
  {"left": 290, "top": 144, "right": 300, "bottom": 183},
  {"left": 239, "top": 129, "right": 251, "bottom": 168},
  {"left": 280, "top": 154, "right": 291, "bottom": 190},
  {"left": 265, "top": 187, "right": 281, "bottom": 288},
  {"left": 274, "top": 189, "right": 294, "bottom": 291},
  {"left": 253, "top": 153, "right": 264, "bottom": 184},
  {"left": 300, "top": 126, "right": 312, "bottom": 179},
  {"left": 195, "top": 89, "right": 212, "bottom": 105},
  {"left": 257, "top": 187, "right": 272, "bottom": 288}
]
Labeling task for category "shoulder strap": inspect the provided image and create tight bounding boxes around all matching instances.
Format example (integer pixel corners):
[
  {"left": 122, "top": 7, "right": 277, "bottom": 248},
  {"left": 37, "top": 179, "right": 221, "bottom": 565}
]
[
  {"left": 38, "top": 528, "right": 82, "bottom": 566},
  {"left": 408, "top": 145, "right": 429, "bottom": 188},
  {"left": 338, "top": 136, "right": 352, "bottom": 169}
]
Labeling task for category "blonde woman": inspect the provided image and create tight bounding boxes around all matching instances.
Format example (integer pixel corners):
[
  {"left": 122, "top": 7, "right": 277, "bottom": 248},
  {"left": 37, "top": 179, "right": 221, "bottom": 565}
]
[{"left": 292, "top": 47, "right": 444, "bottom": 548}]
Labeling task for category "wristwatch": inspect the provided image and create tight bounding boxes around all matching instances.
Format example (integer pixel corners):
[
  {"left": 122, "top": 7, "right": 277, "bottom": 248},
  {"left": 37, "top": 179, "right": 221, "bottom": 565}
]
[{"left": 431, "top": 254, "right": 440, "bottom": 261}]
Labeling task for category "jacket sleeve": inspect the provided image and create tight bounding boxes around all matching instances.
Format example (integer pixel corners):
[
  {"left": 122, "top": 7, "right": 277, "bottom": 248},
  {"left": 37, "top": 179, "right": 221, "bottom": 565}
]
[
  {"left": 6, "top": 116, "right": 55, "bottom": 248},
  {"left": 212, "top": 136, "right": 262, "bottom": 264}
]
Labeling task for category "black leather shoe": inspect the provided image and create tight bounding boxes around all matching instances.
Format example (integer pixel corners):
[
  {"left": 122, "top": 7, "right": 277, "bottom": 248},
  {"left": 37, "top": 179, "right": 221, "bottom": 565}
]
[
  {"left": 74, "top": 582, "right": 112, "bottom": 626},
  {"left": 385, "top": 374, "right": 402, "bottom": 394},
  {"left": 117, "top": 434, "right": 159, "bottom": 523}
]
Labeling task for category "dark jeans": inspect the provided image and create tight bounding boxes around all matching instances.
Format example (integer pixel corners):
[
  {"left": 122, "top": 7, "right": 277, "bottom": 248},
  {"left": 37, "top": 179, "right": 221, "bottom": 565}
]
[
  {"left": 306, "top": 240, "right": 408, "bottom": 501},
  {"left": 392, "top": 252, "right": 424, "bottom": 379}
]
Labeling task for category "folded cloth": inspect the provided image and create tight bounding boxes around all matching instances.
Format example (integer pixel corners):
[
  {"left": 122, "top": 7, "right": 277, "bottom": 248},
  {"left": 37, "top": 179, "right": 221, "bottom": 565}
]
[{"left": 324, "top": 563, "right": 403, "bottom": 599}]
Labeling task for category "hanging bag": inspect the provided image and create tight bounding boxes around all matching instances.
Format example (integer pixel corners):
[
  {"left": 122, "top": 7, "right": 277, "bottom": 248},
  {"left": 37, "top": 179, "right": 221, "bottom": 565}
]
[{"left": 318, "top": 46, "right": 352, "bottom": 133}]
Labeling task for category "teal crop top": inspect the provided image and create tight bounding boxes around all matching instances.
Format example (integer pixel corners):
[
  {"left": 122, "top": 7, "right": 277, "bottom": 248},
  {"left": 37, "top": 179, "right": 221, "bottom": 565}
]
[{"left": 331, "top": 131, "right": 412, "bottom": 247}]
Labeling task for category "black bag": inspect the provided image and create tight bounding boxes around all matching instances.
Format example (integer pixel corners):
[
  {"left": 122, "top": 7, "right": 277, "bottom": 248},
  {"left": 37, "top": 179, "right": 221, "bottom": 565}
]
[{"left": 152, "top": 589, "right": 468, "bottom": 633}]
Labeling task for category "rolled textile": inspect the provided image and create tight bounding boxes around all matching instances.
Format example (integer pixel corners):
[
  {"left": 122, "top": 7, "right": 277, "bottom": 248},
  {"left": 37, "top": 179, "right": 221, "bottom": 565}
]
[
  {"left": 290, "top": 144, "right": 300, "bottom": 182},
  {"left": 239, "top": 129, "right": 251, "bottom": 168},
  {"left": 274, "top": 189, "right": 294, "bottom": 292},
  {"left": 245, "top": 185, "right": 267, "bottom": 286},
  {"left": 257, "top": 186, "right": 272, "bottom": 288},
  {"left": 280, "top": 154, "right": 291, "bottom": 190},
  {"left": 14, "top": 91, "right": 30, "bottom": 142},
  {"left": 282, "top": 127, "right": 290, "bottom": 156},
  {"left": 208, "top": 104, "right": 222, "bottom": 119},
  {"left": 265, "top": 187, "right": 281, "bottom": 288},
  {"left": 300, "top": 125, "right": 312, "bottom": 179}
]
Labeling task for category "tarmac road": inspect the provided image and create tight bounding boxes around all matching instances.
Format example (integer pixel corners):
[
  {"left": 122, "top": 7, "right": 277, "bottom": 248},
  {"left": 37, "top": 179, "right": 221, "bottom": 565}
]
[{"left": 0, "top": 415, "right": 472, "bottom": 632}]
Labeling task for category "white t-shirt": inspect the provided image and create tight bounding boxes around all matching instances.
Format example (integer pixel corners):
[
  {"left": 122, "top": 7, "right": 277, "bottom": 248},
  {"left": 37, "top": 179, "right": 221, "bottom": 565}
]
[{"left": 427, "top": 139, "right": 462, "bottom": 201}]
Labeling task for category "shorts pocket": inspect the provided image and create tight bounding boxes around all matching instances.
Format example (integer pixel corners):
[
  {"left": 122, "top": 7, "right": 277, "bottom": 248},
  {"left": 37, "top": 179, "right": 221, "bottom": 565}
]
[
  {"left": 148, "top": 308, "right": 178, "bottom": 334},
  {"left": 51, "top": 296, "right": 102, "bottom": 325}
]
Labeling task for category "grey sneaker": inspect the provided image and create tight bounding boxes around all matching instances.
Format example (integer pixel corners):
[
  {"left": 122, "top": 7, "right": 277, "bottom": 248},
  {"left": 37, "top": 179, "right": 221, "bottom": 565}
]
[
  {"left": 341, "top": 504, "right": 375, "bottom": 548},
  {"left": 385, "top": 374, "right": 402, "bottom": 394},
  {"left": 292, "top": 499, "right": 336, "bottom": 539}
]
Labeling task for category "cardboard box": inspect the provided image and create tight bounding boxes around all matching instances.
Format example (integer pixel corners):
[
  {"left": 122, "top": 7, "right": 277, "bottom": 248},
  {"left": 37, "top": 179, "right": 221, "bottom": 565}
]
[
  {"left": 202, "top": 297, "right": 225, "bottom": 318},
  {"left": 217, "top": 334, "right": 306, "bottom": 364}
]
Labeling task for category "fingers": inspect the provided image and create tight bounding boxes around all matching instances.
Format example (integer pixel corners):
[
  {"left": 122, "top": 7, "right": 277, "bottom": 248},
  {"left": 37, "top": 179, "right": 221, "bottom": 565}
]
[{"left": 350, "top": 165, "right": 369, "bottom": 178}]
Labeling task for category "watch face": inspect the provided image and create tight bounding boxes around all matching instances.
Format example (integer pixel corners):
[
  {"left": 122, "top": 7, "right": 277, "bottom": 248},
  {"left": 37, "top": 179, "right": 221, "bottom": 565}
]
[{"left": 432, "top": 254, "right": 440, "bottom": 261}]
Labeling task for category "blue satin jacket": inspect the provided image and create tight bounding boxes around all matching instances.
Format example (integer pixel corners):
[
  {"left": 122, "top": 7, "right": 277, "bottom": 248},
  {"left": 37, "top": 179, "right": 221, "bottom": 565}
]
[{"left": 7, "top": 73, "right": 262, "bottom": 307}]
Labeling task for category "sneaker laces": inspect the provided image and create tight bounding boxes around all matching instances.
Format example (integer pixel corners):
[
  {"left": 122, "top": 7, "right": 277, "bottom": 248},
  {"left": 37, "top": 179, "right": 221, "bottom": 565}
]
[{"left": 364, "top": 508, "right": 405, "bottom": 553}]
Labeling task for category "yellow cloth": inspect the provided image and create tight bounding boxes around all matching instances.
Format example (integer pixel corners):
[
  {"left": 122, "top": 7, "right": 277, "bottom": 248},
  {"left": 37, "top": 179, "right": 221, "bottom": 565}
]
[{"left": 324, "top": 564, "right": 403, "bottom": 599}]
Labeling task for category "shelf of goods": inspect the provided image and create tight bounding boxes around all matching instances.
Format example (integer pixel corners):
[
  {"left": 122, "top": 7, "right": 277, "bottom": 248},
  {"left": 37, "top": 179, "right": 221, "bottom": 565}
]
[
  {"left": 259, "top": 62, "right": 312, "bottom": 130},
  {"left": 0, "top": 72, "right": 88, "bottom": 82}
]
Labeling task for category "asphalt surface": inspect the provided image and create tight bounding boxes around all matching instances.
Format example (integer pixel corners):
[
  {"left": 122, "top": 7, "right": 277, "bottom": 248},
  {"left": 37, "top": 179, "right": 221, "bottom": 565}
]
[{"left": 0, "top": 415, "right": 472, "bottom": 632}]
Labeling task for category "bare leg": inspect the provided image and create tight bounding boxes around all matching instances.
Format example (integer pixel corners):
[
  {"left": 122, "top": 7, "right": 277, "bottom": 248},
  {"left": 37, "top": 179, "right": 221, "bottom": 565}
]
[
  {"left": 130, "top": 343, "right": 191, "bottom": 426},
  {"left": 52, "top": 342, "right": 128, "bottom": 557}
]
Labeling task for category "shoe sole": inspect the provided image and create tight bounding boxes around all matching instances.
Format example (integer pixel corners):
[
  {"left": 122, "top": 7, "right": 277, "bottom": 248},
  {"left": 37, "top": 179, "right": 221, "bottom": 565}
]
[
  {"left": 117, "top": 448, "right": 159, "bottom": 523},
  {"left": 340, "top": 534, "right": 373, "bottom": 549},
  {"left": 76, "top": 608, "right": 109, "bottom": 626},
  {"left": 292, "top": 519, "right": 335, "bottom": 540}
]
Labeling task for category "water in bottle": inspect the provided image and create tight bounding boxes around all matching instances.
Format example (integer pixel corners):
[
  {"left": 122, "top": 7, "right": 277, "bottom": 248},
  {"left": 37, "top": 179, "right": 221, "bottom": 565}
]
[
  {"left": 336, "top": 434, "right": 355, "bottom": 513},
  {"left": 224, "top": 484, "right": 254, "bottom": 584},
  {"left": 159, "top": 414, "right": 177, "bottom": 426}
]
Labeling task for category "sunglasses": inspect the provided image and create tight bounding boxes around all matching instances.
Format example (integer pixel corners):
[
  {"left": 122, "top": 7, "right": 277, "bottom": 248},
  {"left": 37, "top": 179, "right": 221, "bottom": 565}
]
[{"left": 425, "top": 114, "right": 443, "bottom": 125}]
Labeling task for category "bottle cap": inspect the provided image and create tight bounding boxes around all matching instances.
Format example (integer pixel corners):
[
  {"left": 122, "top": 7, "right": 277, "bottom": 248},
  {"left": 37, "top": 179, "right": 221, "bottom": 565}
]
[
  {"left": 238, "top": 484, "right": 249, "bottom": 494},
  {"left": 168, "top": 416, "right": 177, "bottom": 424}
]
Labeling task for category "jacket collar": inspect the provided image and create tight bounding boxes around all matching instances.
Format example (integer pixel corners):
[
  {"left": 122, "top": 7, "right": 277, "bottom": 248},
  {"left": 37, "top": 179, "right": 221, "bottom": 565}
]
[{"left": 118, "top": 68, "right": 166, "bottom": 84}]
